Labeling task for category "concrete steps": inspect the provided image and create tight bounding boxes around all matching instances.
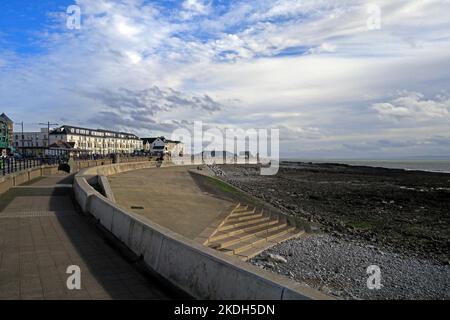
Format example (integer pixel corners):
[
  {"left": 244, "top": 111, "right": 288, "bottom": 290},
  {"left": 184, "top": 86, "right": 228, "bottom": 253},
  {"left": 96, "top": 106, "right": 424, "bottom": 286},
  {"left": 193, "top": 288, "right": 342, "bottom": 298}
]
[
  {"left": 209, "top": 222, "right": 291, "bottom": 248},
  {"left": 219, "top": 226, "right": 297, "bottom": 253},
  {"left": 224, "top": 212, "right": 264, "bottom": 223},
  {"left": 220, "top": 216, "right": 271, "bottom": 231},
  {"left": 234, "top": 231, "right": 305, "bottom": 261},
  {"left": 210, "top": 220, "right": 285, "bottom": 241},
  {"left": 229, "top": 208, "right": 256, "bottom": 216},
  {"left": 206, "top": 203, "right": 304, "bottom": 261}
]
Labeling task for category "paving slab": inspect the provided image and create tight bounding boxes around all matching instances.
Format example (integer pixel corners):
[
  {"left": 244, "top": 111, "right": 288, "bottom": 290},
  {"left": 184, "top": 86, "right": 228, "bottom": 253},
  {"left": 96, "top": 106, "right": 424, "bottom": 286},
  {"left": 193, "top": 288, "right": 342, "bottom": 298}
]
[{"left": 0, "top": 175, "right": 174, "bottom": 300}]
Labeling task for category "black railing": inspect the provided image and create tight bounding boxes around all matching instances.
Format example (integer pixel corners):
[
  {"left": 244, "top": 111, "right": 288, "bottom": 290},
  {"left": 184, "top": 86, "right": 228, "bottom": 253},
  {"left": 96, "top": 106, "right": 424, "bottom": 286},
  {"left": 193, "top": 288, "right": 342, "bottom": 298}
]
[
  {"left": 72, "top": 153, "right": 148, "bottom": 161},
  {"left": 0, "top": 157, "right": 66, "bottom": 176},
  {"left": 73, "top": 155, "right": 112, "bottom": 161}
]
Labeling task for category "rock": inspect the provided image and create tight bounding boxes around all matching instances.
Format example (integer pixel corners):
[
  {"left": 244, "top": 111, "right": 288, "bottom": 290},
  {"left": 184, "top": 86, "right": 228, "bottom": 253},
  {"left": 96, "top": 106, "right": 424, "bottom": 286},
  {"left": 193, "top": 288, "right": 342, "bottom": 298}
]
[
  {"left": 267, "top": 253, "right": 288, "bottom": 264},
  {"left": 220, "top": 164, "right": 450, "bottom": 300},
  {"left": 320, "top": 285, "right": 331, "bottom": 293}
]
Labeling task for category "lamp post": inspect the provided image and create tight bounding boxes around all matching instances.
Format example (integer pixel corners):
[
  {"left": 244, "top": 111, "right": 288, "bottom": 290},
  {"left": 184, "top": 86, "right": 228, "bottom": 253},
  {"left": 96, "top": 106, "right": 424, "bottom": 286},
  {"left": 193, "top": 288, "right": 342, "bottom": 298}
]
[
  {"left": 38, "top": 122, "right": 59, "bottom": 148},
  {"left": 13, "top": 121, "right": 24, "bottom": 154}
]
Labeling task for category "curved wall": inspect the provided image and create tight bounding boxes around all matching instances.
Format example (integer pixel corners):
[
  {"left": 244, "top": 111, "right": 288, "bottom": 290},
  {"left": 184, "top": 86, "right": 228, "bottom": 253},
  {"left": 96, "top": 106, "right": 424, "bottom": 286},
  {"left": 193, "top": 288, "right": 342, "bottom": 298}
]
[{"left": 73, "top": 161, "right": 332, "bottom": 300}]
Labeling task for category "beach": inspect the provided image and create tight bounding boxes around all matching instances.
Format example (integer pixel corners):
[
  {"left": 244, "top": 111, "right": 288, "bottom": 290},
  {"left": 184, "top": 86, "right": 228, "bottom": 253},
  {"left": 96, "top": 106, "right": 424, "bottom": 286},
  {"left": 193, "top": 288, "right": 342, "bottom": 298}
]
[{"left": 216, "top": 162, "right": 450, "bottom": 299}]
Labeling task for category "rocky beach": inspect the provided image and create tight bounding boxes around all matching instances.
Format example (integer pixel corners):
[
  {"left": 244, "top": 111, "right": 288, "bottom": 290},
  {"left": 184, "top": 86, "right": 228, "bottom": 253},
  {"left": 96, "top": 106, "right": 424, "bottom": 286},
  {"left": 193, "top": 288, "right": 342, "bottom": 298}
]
[{"left": 215, "top": 162, "right": 450, "bottom": 300}]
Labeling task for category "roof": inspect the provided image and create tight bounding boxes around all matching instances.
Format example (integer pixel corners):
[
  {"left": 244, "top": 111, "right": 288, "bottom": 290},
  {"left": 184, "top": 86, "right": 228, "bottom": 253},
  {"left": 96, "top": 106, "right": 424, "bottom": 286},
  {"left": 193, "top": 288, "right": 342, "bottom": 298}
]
[
  {"left": 141, "top": 137, "right": 182, "bottom": 144},
  {"left": 0, "top": 113, "right": 13, "bottom": 123},
  {"left": 50, "top": 125, "right": 140, "bottom": 140},
  {"left": 141, "top": 137, "right": 159, "bottom": 144},
  {"left": 166, "top": 139, "right": 182, "bottom": 144},
  {"left": 49, "top": 140, "right": 76, "bottom": 149}
]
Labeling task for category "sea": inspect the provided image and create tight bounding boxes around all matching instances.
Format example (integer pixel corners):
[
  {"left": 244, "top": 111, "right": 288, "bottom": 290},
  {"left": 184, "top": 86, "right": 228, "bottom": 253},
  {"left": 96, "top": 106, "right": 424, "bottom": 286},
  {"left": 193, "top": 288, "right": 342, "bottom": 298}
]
[{"left": 282, "top": 159, "right": 450, "bottom": 173}]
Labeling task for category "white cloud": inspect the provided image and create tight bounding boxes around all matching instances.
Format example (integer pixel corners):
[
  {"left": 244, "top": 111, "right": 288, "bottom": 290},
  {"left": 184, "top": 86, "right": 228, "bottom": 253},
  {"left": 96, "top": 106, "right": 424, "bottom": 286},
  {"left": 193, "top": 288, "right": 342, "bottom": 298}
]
[
  {"left": 372, "top": 92, "right": 450, "bottom": 121},
  {"left": 125, "top": 51, "right": 142, "bottom": 64},
  {"left": 181, "top": 0, "right": 211, "bottom": 18},
  {"left": 307, "top": 42, "right": 338, "bottom": 54}
]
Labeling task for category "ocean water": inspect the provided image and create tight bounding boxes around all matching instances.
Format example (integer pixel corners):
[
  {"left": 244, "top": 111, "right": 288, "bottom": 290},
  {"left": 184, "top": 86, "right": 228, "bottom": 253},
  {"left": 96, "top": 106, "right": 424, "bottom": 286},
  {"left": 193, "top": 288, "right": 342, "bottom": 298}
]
[{"left": 282, "top": 159, "right": 450, "bottom": 173}]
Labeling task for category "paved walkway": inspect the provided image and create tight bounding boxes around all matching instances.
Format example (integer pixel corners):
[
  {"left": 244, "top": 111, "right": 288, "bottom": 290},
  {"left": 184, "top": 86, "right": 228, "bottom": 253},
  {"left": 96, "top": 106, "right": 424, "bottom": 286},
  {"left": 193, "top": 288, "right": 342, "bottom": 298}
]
[
  {"left": 0, "top": 173, "right": 174, "bottom": 300},
  {"left": 109, "top": 166, "right": 235, "bottom": 240}
]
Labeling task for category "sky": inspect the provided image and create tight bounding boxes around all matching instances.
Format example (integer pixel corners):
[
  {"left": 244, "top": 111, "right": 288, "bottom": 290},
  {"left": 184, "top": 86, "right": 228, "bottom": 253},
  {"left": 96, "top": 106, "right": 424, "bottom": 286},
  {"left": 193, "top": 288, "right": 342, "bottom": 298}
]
[{"left": 1, "top": 0, "right": 450, "bottom": 159}]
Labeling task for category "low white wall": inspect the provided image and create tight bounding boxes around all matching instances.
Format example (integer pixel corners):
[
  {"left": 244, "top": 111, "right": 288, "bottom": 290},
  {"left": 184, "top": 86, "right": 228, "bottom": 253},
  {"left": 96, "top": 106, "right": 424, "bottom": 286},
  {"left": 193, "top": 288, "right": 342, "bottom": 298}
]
[
  {"left": 77, "top": 160, "right": 158, "bottom": 177},
  {"left": 73, "top": 161, "right": 332, "bottom": 300}
]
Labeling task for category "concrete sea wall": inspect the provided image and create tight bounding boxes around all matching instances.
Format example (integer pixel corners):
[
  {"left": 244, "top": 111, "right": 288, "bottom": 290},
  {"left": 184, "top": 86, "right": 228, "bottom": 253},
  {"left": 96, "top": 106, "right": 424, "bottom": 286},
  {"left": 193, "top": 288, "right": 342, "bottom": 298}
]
[
  {"left": 0, "top": 165, "right": 60, "bottom": 195},
  {"left": 73, "top": 161, "right": 331, "bottom": 300}
]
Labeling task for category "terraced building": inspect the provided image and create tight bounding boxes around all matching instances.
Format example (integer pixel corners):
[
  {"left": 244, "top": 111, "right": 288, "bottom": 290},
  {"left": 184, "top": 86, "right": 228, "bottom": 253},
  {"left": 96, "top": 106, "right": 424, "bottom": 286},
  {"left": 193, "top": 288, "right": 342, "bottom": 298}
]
[
  {"left": 0, "top": 113, "right": 13, "bottom": 156},
  {"left": 50, "top": 125, "right": 143, "bottom": 156}
]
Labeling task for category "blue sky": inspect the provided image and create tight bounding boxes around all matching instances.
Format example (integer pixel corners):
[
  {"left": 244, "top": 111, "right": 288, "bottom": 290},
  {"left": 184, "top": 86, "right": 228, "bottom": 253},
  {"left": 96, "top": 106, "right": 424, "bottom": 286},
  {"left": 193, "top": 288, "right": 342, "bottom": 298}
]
[
  {"left": 0, "top": 1, "right": 72, "bottom": 54},
  {"left": 1, "top": 0, "right": 450, "bottom": 159}
]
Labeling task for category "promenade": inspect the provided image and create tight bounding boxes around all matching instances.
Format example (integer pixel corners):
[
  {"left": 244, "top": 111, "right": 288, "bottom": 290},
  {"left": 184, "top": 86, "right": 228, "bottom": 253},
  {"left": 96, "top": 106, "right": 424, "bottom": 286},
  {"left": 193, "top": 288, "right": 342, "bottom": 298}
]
[{"left": 0, "top": 173, "right": 174, "bottom": 300}]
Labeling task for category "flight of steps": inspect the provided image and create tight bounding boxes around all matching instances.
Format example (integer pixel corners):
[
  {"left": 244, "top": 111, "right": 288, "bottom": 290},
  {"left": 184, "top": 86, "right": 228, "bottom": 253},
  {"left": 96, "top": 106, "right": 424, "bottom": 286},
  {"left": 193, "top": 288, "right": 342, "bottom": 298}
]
[{"left": 205, "top": 204, "right": 304, "bottom": 261}]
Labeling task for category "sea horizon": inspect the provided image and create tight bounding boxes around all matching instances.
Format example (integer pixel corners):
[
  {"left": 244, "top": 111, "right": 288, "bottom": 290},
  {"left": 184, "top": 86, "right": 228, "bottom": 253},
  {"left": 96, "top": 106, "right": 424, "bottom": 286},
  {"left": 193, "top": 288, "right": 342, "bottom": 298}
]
[{"left": 281, "top": 158, "right": 450, "bottom": 173}]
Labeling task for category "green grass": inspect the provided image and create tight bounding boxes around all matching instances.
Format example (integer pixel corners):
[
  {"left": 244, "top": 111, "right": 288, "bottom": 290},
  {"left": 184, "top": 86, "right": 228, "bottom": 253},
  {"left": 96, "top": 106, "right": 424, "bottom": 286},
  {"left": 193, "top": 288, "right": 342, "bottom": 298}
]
[
  {"left": 347, "top": 220, "right": 376, "bottom": 231},
  {"left": 207, "top": 177, "right": 243, "bottom": 196}
]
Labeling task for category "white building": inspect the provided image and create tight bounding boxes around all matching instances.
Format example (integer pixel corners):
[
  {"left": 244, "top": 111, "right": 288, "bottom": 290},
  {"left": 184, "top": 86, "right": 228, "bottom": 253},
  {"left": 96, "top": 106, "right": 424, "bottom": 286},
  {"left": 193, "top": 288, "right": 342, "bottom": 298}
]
[
  {"left": 142, "top": 137, "right": 185, "bottom": 157},
  {"left": 14, "top": 128, "right": 50, "bottom": 156},
  {"left": 142, "top": 137, "right": 164, "bottom": 153},
  {"left": 50, "top": 125, "right": 143, "bottom": 155},
  {"left": 165, "top": 139, "right": 185, "bottom": 157}
]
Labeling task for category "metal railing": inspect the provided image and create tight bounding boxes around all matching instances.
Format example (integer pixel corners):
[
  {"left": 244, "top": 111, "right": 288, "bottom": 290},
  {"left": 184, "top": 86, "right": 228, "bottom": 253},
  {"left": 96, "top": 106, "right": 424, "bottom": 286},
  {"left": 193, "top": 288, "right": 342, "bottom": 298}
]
[
  {"left": 0, "top": 154, "right": 155, "bottom": 177},
  {"left": 73, "top": 155, "right": 113, "bottom": 161},
  {"left": 72, "top": 153, "right": 151, "bottom": 161},
  {"left": 0, "top": 157, "right": 66, "bottom": 176}
]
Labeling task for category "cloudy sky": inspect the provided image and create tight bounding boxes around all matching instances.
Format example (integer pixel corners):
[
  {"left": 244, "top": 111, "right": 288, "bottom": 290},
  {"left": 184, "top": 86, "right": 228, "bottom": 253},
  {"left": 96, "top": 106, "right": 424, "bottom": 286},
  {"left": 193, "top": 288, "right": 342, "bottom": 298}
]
[{"left": 1, "top": 0, "right": 450, "bottom": 159}]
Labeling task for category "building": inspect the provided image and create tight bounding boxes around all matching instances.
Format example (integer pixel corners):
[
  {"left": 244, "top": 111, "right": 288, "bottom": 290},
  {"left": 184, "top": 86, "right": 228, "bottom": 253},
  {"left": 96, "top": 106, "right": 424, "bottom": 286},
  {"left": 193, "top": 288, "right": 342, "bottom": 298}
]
[
  {"left": 14, "top": 128, "right": 50, "bottom": 156},
  {"left": 165, "top": 139, "right": 185, "bottom": 157},
  {"left": 142, "top": 137, "right": 164, "bottom": 153},
  {"left": 49, "top": 125, "right": 143, "bottom": 156},
  {"left": 46, "top": 140, "right": 76, "bottom": 157},
  {"left": 0, "top": 113, "right": 14, "bottom": 150},
  {"left": 0, "top": 113, "right": 13, "bottom": 156},
  {"left": 142, "top": 137, "right": 185, "bottom": 157}
]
